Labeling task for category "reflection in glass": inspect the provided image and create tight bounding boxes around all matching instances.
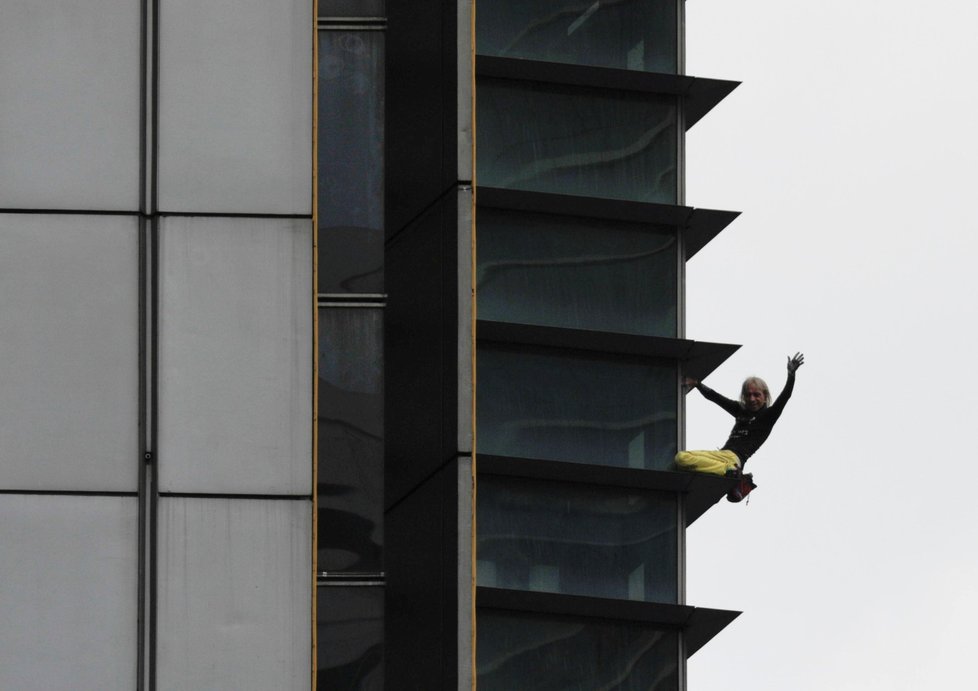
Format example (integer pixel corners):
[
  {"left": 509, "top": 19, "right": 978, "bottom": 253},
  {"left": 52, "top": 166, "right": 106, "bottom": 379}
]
[
  {"left": 318, "top": 585, "right": 384, "bottom": 690},
  {"left": 478, "top": 610, "right": 678, "bottom": 690},
  {"left": 478, "top": 348, "right": 677, "bottom": 469},
  {"left": 477, "top": 0, "right": 677, "bottom": 73},
  {"left": 478, "top": 477, "right": 677, "bottom": 602},
  {"left": 319, "top": 308, "right": 383, "bottom": 573},
  {"left": 318, "top": 31, "right": 385, "bottom": 293},
  {"left": 477, "top": 208, "right": 677, "bottom": 336},
  {"left": 478, "top": 80, "right": 677, "bottom": 204}
]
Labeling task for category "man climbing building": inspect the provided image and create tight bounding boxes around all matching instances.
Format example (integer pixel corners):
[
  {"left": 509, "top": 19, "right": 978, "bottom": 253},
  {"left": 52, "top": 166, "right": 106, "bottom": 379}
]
[{"left": 676, "top": 352, "right": 804, "bottom": 502}]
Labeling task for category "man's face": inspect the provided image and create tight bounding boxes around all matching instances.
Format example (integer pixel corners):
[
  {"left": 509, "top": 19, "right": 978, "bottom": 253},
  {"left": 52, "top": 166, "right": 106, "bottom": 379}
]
[{"left": 744, "top": 384, "right": 766, "bottom": 412}]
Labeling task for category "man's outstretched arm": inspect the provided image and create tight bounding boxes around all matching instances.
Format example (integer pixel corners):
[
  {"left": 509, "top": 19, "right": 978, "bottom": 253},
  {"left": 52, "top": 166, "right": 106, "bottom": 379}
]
[
  {"left": 684, "top": 377, "right": 741, "bottom": 416},
  {"left": 770, "top": 352, "right": 805, "bottom": 412}
]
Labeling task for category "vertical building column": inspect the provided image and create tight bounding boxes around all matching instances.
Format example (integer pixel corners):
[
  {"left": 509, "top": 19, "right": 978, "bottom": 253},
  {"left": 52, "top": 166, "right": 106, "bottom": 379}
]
[
  {"left": 0, "top": 2, "right": 143, "bottom": 688},
  {"left": 152, "top": 1, "right": 314, "bottom": 689},
  {"left": 385, "top": 0, "right": 475, "bottom": 685}
]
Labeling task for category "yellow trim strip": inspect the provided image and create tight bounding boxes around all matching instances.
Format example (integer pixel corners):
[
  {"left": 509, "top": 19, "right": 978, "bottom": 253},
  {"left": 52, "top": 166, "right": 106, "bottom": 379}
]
[{"left": 310, "top": 0, "right": 319, "bottom": 687}]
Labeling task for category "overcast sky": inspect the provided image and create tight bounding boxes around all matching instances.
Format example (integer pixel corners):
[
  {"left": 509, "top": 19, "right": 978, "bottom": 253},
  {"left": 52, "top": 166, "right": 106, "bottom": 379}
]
[{"left": 682, "top": 2, "right": 978, "bottom": 688}]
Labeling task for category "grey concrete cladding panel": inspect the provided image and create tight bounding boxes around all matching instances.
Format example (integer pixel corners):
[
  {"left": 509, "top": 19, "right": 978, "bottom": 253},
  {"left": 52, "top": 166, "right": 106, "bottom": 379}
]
[
  {"left": 0, "top": 1, "right": 141, "bottom": 210},
  {"left": 157, "top": 0, "right": 312, "bottom": 214},
  {"left": 156, "top": 496, "right": 311, "bottom": 691},
  {"left": 0, "top": 214, "right": 139, "bottom": 492},
  {"left": 0, "top": 495, "right": 138, "bottom": 691},
  {"left": 158, "top": 216, "right": 312, "bottom": 494}
]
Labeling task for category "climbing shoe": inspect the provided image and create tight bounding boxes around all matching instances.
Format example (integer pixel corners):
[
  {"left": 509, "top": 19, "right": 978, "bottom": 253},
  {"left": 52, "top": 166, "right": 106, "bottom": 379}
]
[{"left": 727, "top": 472, "right": 756, "bottom": 503}]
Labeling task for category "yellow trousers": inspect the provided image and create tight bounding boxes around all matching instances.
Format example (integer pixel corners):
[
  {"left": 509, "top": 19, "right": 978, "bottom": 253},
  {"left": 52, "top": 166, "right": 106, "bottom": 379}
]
[{"left": 674, "top": 449, "right": 741, "bottom": 476}]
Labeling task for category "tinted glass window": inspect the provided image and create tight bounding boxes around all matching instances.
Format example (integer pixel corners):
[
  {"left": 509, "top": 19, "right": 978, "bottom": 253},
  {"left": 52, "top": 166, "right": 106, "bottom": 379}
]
[
  {"left": 317, "top": 585, "right": 384, "bottom": 690},
  {"left": 320, "top": 0, "right": 384, "bottom": 16},
  {"left": 478, "top": 80, "right": 677, "bottom": 204},
  {"left": 318, "top": 307, "right": 383, "bottom": 573},
  {"left": 318, "top": 31, "right": 385, "bottom": 293},
  {"left": 477, "top": 0, "right": 677, "bottom": 73},
  {"left": 478, "top": 609, "right": 678, "bottom": 690},
  {"left": 478, "top": 347, "right": 677, "bottom": 469},
  {"left": 478, "top": 476, "right": 678, "bottom": 602},
  {"left": 478, "top": 208, "right": 677, "bottom": 336}
]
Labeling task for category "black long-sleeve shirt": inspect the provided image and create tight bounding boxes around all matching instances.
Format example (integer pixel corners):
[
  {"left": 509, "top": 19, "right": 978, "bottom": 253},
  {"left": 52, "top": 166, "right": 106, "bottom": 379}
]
[{"left": 695, "top": 371, "right": 795, "bottom": 464}]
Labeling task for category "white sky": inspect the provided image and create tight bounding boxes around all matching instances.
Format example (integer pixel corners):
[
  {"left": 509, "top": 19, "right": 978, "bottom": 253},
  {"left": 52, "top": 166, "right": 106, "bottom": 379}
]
[{"left": 684, "top": 2, "right": 978, "bottom": 688}]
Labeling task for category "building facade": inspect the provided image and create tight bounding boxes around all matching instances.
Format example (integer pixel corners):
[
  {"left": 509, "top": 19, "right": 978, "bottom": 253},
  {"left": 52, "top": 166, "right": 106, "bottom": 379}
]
[
  {"left": 2, "top": 1, "right": 313, "bottom": 689},
  {"left": 2, "top": 1, "right": 740, "bottom": 689},
  {"left": 383, "top": 0, "right": 744, "bottom": 687}
]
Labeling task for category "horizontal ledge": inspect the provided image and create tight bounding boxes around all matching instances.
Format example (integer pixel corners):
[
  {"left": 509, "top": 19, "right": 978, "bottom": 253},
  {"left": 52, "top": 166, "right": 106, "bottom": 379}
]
[
  {"left": 475, "top": 55, "right": 739, "bottom": 127},
  {"left": 478, "top": 587, "right": 691, "bottom": 625},
  {"left": 476, "top": 187, "right": 740, "bottom": 259},
  {"left": 478, "top": 320, "right": 740, "bottom": 378},
  {"left": 157, "top": 492, "right": 312, "bottom": 501},
  {"left": 317, "top": 572, "right": 385, "bottom": 585},
  {"left": 686, "top": 207, "right": 742, "bottom": 259},
  {"left": 318, "top": 294, "right": 387, "bottom": 307},
  {"left": 477, "top": 587, "right": 739, "bottom": 655},
  {"left": 686, "top": 606, "right": 742, "bottom": 657},
  {"left": 317, "top": 17, "right": 387, "bottom": 29},
  {"left": 317, "top": 580, "right": 385, "bottom": 587},
  {"left": 477, "top": 455, "right": 739, "bottom": 525}
]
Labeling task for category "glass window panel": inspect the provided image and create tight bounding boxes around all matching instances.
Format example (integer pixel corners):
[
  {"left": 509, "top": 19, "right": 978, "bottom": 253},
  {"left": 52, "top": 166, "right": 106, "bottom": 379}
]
[
  {"left": 478, "top": 477, "right": 677, "bottom": 602},
  {"left": 477, "top": 208, "right": 677, "bottom": 336},
  {"left": 318, "top": 30, "right": 385, "bottom": 293},
  {"left": 317, "top": 585, "right": 384, "bottom": 690},
  {"left": 478, "top": 610, "right": 678, "bottom": 690},
  {"left": 477, "top": 80, "right": 677, "bottom": 204},
  {"left": 319, "top": 0, "right": 384, "bottom": 16},
  {"left": 477, "top": 0, "right": 677, "bottom": 73},
  {"left": 319, "top": 308, "right": 384, "bottom": 573},
  {"left": 477, "top": 348, "right": 677, "bottom": 469}
]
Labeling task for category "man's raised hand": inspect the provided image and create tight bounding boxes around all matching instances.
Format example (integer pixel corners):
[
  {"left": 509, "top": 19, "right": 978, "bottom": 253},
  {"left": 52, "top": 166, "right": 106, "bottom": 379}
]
[{"left": 787, "top": 352, "right": 805, "bottom": 373}]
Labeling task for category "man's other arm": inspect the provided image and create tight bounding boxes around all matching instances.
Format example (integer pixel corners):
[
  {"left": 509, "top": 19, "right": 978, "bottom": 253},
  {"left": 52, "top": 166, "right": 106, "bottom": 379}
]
[{"left": 684, "top": 377, "right": 741, "bottom": 416}]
